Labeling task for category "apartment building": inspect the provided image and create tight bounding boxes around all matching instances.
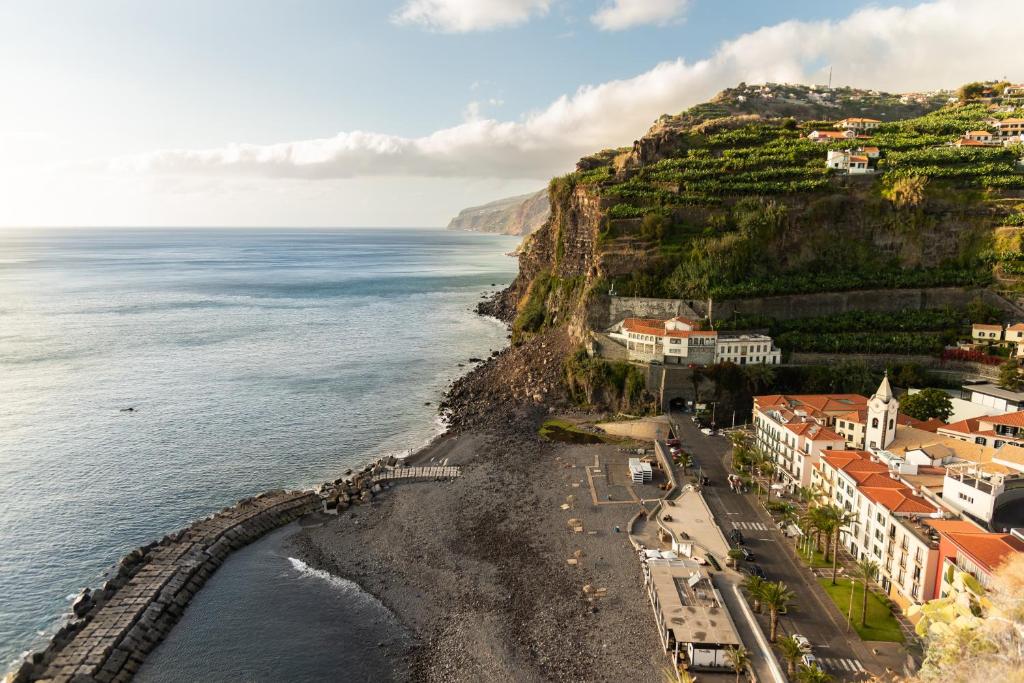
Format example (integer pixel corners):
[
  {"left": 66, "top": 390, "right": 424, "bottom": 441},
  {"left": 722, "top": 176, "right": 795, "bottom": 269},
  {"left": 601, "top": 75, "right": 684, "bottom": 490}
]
[
  {"left": 927, "top": 519, "right": 1024, "bottom": 599},
  {"left": 611, "top": 317, "right": 780, "bottom": 366},
  {"left": 813, "top": 450, "right": 943, "bottom": 610},
  {"left": 937, "top": 410, "right": 1024, "bottom": 448}
]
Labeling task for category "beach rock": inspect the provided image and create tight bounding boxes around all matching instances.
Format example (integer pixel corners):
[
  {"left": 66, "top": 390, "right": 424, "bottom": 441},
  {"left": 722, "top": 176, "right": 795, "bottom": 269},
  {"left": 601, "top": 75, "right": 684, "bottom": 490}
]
[{"left": 72, "top": 590, "right": 93, "bottom": 617}]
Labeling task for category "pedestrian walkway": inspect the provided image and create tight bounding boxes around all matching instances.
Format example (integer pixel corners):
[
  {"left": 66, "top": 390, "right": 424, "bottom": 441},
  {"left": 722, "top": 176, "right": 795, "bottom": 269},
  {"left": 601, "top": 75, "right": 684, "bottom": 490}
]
[
  {"left": 819, "top": 656, "right": 867, "bottom": 673},
  {"left": 373, "top": 466, "right": 460, "bottom": 482},
  {"left": 731, "top": 520, "right": 771, "bottom": 531}
]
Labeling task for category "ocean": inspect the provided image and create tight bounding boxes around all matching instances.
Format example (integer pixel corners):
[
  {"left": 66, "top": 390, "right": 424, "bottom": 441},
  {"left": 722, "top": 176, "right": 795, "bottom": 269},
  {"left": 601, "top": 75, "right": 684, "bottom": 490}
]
[{"left": 0, "top": 228, "right": 519, "bottom": 670}]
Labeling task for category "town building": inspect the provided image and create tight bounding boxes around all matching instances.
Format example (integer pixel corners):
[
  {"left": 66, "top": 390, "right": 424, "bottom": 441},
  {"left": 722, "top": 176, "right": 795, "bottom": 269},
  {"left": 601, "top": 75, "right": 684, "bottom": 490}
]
[
  {"left": 609, "top": 317, "right": 780, "bottom": 366},
  {"left": 937, "top": 411, "right": 1024, "bottom": 448},
  {"left": 643, "top": 558, "right": 742, "bottom": 671},
  {"left": 1003, "top": 85, "right": 1024, "bottom": 97},
  {"left": 813, "top": 450, "right": 943, "bottom": 610},
  {"left": 941, "top": 445, "right": 1024, "bottom": 529},
  {"left": 1006, "top": 323, "right": 1024, "bottom": 344},
  {"left": 713, "top": 334, "right": 780, "bottom": 365},
  {"left": 837, "top": 117, "right": 882, "bottom": 131},
  {"left": 753, "top": 393, "right": 863, "bottom": 489},
  {"left": 926, "top": 518, "right": 1024, "bottom": 599},
  {"left": 962, "top": 381, "right": 1024, "bottom": 413}
]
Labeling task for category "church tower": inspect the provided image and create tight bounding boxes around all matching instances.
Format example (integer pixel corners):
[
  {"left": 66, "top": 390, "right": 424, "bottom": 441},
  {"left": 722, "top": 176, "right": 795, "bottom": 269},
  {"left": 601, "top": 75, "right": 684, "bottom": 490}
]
[{"left": 866, "top": 372, "right": 900, "bottom": 450}]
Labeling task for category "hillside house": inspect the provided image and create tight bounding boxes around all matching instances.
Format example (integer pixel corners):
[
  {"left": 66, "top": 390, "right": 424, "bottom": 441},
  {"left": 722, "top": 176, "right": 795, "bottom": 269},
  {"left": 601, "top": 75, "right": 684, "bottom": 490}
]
[
  {"left": 609, "top": 317, "right": 780, "bottom": 366},
  {"left": 860, "top": 146, "right": 880, "bottom": 158},
  {"left": 994, "top": 118, "right": 1024, "bottom": 139},
  {"left": 972, "top": 323, "right": 1003, "bottom": 342},
  {"left": 808, "top": 130, "right": 856, "bottom": 143},
  {"left": 938, "top": 411, "right": 1024, "bottom": 449},
  {"left": 964, "top": 130, "right": 995, "bottom": 144},
  {"left": 1004, "top": 85, "right": 1024, "bottom": 97},
  {"left": 848, "top": 154, "right": 871, "bottom": 174},
  {"left": 837, "top": 117, "right": 882, "bottom": 131}
]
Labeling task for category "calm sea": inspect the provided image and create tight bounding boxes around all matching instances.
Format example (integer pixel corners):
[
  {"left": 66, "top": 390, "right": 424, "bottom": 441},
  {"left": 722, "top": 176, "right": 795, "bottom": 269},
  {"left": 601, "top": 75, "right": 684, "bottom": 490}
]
[{"left": 0, "top": 228, "right": 519, "bottom": 669}]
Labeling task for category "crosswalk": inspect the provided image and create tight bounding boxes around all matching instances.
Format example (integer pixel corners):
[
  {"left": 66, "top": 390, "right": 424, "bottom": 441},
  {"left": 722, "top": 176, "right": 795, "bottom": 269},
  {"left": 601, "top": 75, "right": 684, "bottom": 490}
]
[
  {"left": 819, "top": 657, "right": 866, "bottom": 673},
  {"left": 731, "top": 520, "right": 770, "bottom": 531}
]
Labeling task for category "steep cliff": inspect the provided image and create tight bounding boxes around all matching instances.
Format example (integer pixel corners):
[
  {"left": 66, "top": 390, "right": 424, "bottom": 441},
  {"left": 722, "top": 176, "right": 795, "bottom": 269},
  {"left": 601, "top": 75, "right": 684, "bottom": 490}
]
[
  {"left": 446, "top": 189, "right": 549, "bottom": 235},
  {"left": 491, "top": 83, "right": 1024, "bottom": 344}
]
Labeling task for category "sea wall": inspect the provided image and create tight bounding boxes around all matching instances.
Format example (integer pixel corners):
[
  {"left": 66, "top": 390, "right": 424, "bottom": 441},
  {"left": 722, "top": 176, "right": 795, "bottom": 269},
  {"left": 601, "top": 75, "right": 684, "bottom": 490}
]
[
  {"left": 9, "top": 490, "right": 320, "bottom": 683},
  {"left": 6, "top": 454, "right": 458, "bottom": 683}
]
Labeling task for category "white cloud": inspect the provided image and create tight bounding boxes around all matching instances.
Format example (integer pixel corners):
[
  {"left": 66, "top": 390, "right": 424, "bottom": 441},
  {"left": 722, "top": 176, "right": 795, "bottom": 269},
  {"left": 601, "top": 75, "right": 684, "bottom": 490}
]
[
  {"left": 591, "top": 0, "right": 690, "bottom": 31},
  {"left": 122, "top": 0, "right": 1024, "bottom": 188},
  {"left": 12, "top": 0, "right": 1024, "bottom": 227},
  {"left": 392, "top": 0, "right": 550, "bottom": 32}
]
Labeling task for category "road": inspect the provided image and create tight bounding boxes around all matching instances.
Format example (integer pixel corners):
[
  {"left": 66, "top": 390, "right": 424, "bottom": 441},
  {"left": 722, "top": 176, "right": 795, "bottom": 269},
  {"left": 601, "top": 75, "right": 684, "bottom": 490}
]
[{"left": 669, "top": 412, "right": 881, "bottom": 681}]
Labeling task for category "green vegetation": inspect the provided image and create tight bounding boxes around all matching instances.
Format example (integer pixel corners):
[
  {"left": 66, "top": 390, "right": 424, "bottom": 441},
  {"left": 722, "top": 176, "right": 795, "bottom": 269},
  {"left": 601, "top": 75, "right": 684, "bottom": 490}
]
[
  {"left": 512, "top": 271, "right": 586, "bottom": 339},
  {"left": 538, "top": 419, "right": 606, "bottom": 444},
  {"left": 818, "top": 578, "right": 905, "bottom": 642},
  {"left": 563, "top": 349, "right": 653, "bottom": 413},
  {"left": 900, "top": 388, "right": 954, "bottom": 421},
  {"left": 998, "top": 358, "right": 1024, "bottom": 391},
  {"left": 559, "top": 96, "right": 1022, "bottom": 301}
]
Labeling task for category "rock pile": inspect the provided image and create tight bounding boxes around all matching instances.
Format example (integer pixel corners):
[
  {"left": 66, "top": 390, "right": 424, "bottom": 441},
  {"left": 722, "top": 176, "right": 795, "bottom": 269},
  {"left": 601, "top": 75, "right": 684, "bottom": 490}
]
[
  {"left": 10, "top": 490, "right": 319, "bottom": 683},
  {"left": 317, "top": 455, "right": 399, "bottom": 513}
]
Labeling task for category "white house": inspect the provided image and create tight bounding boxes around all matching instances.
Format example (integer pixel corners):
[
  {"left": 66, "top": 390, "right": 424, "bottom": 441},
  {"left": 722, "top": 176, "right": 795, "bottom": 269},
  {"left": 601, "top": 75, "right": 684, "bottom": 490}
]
[
  {"left": 813, "top": 449, "right": 943, "bottom": 610},
  {"left": 971, "top": 323, "right": 1003, "bottom": 342},
  {"left": 848, "top": 154, "right": 872, "bottom": 174},
  {"left": 808, "top": 130, "right": 856, "bottom": 143},
  {"left": 610, "top": 317, "right": 780, "bottom": 367},
  {"left": 837, "top": 117, "right": 882, "bottom": 131},
  {"left": 941, "top": 445, "right": 1024, "bottom": 528}
]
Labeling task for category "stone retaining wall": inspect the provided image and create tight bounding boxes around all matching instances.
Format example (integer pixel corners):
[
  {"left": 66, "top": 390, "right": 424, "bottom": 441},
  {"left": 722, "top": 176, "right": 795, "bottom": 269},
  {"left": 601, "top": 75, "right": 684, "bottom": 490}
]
[{"left": 10, "top": 490, "right": 320, "bottom": 683}]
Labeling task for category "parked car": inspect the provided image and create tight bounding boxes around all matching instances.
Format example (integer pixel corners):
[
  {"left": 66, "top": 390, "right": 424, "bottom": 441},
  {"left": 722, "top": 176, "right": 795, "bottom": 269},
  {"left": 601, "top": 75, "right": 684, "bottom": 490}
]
[
  {"left": 748, "top": 564, "right": 766, "bottom": 579},
  {"left": 700, "top": 427, "right": 713, "bottom": 435},
  {"left": 667, "top": 439, "right": 680, "bottom": 447},
  {"left": 801, "top": 653, "right": 819, "bottom": 669},
  {"left": 740, "top": 547, "right": 755, "bottom": 561},
  {"left": 729, "top": 529, "right": 745, "bottom": 545},
  {"left": 792, "top": 634, "right": 812, "bottom": 652}
]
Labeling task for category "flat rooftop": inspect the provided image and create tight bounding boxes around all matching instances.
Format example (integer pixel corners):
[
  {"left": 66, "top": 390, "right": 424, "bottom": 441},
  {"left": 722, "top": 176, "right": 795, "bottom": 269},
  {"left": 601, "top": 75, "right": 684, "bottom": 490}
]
[
  {"left": 658, "top": 487, "right": 732, "bottom": 561},
  {"left": 963, "top": 383, "right": 1024, "bottom": 403},
  {"left": 648, "top": 559, "right": 741, "bottom": 647}
]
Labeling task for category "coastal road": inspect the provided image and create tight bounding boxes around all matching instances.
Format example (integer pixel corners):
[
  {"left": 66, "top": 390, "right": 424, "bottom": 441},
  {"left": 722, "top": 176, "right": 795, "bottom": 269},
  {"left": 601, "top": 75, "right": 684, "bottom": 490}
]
[{"left": 669, "top": 412, "right": 883, "bottom": 682}]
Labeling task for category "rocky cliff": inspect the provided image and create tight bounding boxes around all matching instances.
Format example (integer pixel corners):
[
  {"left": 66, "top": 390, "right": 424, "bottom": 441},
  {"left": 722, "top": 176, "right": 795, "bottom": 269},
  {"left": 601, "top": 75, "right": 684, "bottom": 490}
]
[
  {"left": 487, "top": 82, "right": 1024, "bottom": 346},
  {"left": 446, "top": 189, "right": 550, "bottom": 235}
]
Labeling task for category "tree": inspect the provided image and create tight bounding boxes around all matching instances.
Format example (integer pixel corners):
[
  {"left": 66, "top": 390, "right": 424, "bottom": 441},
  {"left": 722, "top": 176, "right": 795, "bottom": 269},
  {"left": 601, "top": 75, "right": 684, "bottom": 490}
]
[
  {"left": 725, "top": 645, "right": 751, "bottom": 683},
  {"left": 778, "top": 636, "right": 804, "bottom": 677},
  {"left": 998, "top": 359, "right": 1023, "bottom": 392},
  {"left": 900, "top": 388, "right": 953, "bottom": 422},
  {"left": 742, "top": 575, "right": 766, "bottom": 613},
  {"left": 761, "top": 580, "right": 796, "bottom": 641},
  {"left": 796, "top": 663, "right": 832, "bottom": 683},
  {"left": 883, "top": 174, "right": 929, "bottom": 209},
  {"left": 743, "top": 363, "right": 777, "bottom": 396},
  {"left": 819, "top": 505, "right": 858, "bottom": 585},
  {"left": 856, "top": 558, "right": 880, "bottom": 628}
]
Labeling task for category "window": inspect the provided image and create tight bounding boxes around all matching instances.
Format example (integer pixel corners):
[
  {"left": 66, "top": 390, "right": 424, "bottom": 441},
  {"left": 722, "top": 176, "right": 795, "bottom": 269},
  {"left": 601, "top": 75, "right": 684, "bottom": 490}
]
[{"left": 872, "top": 418, "right": 879, "bottom": 428}]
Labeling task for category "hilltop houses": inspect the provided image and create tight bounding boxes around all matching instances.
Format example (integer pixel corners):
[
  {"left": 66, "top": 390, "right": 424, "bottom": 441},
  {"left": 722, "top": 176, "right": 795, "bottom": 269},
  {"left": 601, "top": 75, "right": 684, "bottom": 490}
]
[
  {"left": 608, "top": 316, "right": 780, "bottom": 366},
  {"left": 808, "top": 129, "right": 857, "bottom": 142}
]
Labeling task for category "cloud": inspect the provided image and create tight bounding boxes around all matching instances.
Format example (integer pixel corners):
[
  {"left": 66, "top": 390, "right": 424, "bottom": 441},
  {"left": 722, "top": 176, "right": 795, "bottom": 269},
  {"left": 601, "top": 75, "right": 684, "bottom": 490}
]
[
  {"left": 392, "top": 0, "right": 550, "bottom": 32},
  {"left": 591, "top": 0, "right": 690, "bottom": 31},
  {"left": 118, "top": 0, "right": 1024, "bottom": 185}
]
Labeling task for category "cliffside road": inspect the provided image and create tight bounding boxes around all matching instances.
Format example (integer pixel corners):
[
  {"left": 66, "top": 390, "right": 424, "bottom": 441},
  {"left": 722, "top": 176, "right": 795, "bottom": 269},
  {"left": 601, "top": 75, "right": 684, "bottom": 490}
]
[{"left": 668, "top": 413, "right": 896, "bottom": 682}]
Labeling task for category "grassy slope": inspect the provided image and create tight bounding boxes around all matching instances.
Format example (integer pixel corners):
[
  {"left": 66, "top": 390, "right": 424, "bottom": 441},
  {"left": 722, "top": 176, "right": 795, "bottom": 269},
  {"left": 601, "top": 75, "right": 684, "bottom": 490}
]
[{"left": 819, "top": 577, "right": 905, "bottom": 642}]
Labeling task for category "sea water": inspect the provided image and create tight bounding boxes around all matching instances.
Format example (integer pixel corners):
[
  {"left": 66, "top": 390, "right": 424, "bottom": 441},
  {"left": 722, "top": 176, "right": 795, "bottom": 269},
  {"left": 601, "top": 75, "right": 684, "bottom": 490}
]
[{"left": 0, "top": 228, "right": 519, "bottom": 668}]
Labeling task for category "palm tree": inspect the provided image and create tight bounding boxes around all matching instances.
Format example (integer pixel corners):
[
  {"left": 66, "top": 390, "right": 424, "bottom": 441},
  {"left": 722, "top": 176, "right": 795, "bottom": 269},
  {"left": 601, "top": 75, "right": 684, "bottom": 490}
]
[
  {"left": 760, "top": 580, "right": 795, "bottom": 641},
  {"left": 760, "top": 456, "right": 777, "bottom": 501},
  {"left": 777, "top": 635, "right": 804, "bottom": 677},
  {"left": 741, "top": 574, "right": 766, "bottom": 613},
  {"left": 856, "top": 558, "right": 880, "bottom": 628},
  {"left": 796, "top": 663, "right": 832, "bottom": 683},
  {"left": 825, "top": 506, "right": 857, "bottom": 585},
  {"left": 725, "top": 645, "right": 751, "bottom": 683},
  {"left": 744, "top": 363, "right": 776, "bottom": 396}
]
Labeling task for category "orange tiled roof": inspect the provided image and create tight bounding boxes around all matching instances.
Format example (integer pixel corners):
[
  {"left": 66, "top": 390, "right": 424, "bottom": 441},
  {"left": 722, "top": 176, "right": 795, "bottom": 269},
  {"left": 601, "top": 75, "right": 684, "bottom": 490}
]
[
  {"left": 985, "top": 411, "right": 1024, "bottom": 428},
  {"left": 859, "top": 486, "right": 937, "bottom": 514},
  {"left": 973, "top": 323, "right": 1003, "bottom": 330},
  {"left": 928, "top": 519, "right": 1024, "bottom": 572},
  {"left": 1007, "top": 323, "right": 1024, "bottom": 331},
  {"left": 957, "top": 138, "right": 989, "bottom": 146},
  {"left": 786, "top": 422, "right": 844, "bottom": 441},
  {"left": 966, "top": 130, "right": 993, "bottom": 136},
  {"left": 839, "top": 117, "right": 881, "bottom": 123},
  {"left": 622, "top": 318, "right": 666, "bottom": 335},
  {"left": 940, "top": 418, "right": 983, "bottom": 435}
]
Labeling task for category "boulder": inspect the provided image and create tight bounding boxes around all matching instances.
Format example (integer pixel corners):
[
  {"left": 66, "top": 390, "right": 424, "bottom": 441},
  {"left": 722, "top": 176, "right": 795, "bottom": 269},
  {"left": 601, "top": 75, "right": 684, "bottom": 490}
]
[{"left": 72, "top": 590, "right": 93, "bottom": 618}]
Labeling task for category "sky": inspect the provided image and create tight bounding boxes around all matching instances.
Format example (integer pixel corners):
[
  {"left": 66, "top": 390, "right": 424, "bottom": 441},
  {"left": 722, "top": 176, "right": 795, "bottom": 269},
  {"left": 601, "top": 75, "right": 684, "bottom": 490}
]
[{"left": 0, "top": 0, "right": 1022, "bottom": 228}]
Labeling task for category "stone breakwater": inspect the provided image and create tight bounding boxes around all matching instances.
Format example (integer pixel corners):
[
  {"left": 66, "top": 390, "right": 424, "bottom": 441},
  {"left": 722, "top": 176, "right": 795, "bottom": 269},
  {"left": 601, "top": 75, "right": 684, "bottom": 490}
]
[
  {"left": 9, "top": 490, "right": 320, "bottom": 683},
  {"left": 8, "top": 453, "right": 463, "bottom": 683}
]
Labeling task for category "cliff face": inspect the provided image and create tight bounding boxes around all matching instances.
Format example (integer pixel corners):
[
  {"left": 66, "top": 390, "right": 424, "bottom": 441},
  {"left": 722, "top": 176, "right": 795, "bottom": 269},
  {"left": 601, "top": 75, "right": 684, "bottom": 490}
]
[
  {"left": 446, "top": 189, "right": 549, "bottom": 235},
  {"left": 491, "top": 83, "right": 1024, "bottom": 347}
]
